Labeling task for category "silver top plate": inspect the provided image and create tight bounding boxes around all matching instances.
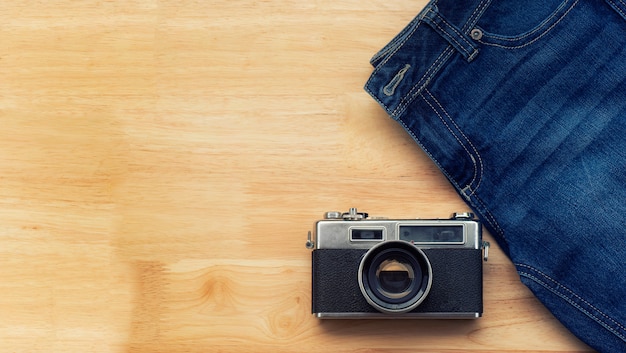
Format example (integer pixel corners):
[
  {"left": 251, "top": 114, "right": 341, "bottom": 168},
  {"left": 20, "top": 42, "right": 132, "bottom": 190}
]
[{"left": 315, "top": 218, "right": 481, "bottom": 250}]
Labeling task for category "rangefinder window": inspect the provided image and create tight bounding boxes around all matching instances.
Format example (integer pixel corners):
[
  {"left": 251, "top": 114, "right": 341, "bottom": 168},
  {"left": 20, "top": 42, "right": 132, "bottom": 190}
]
[
  {"left": 351, "top": 228, "right": 384, "bottom": 241},
  {"left": 399, "top": 225, "right": 464, "bottom": 243}
]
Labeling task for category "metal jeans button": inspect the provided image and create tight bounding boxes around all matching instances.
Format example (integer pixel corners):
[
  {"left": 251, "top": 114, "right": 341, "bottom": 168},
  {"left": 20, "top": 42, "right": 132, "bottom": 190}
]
[{"left": 470, "top": 28, "right": 483, "bottom": 40}]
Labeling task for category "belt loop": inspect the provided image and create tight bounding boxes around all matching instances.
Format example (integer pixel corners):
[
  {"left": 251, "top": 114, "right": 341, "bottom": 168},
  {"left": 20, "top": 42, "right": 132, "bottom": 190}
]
[{"left": 421, "top": 4, "right": 480, "bottom": 62}]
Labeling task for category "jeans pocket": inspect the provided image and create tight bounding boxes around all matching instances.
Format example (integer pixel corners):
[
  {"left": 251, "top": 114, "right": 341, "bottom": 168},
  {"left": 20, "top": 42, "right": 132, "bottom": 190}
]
[
  {"left": 474, "top": 0, "right": 578, "bottom": 49},
  {"left": 415, "top": 90, "right": 483, "bottom": 196}
]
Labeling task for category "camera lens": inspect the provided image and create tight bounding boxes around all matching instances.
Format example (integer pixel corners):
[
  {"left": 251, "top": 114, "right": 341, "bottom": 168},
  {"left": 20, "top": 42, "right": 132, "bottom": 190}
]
[
  {"left": 377, "top": 259, "right": 414, "bottom": 298},
  {"left": 358, "top": 241, "right": 432, "bottom": 314}
]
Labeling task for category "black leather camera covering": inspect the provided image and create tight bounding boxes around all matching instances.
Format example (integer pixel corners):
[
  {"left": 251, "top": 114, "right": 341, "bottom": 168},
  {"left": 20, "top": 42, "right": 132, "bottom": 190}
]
[{"left": 312, "top": 248, "right": 483, "bottom": 315}]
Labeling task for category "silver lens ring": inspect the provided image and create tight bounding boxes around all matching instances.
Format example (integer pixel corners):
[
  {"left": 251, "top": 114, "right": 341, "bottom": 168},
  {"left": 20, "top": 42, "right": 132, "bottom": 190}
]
[{"left": 358, "top": 240, "right": 433, "bottom": 314}]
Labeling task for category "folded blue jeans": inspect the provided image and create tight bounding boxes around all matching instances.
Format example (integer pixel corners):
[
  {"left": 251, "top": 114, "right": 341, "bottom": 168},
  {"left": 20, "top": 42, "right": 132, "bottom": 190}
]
[{"left": 365, "top": 1, "right": 626, "bottom": 352}]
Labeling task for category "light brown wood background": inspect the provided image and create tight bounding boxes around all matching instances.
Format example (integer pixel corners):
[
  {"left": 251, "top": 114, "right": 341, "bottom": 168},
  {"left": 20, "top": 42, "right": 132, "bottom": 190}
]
[{"left": 0, "top": 1, "right": 595, "bottom": 352}]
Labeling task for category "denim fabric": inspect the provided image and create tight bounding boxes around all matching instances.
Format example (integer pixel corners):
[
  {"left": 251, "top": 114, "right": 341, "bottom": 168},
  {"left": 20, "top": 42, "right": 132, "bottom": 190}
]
[{"left": 365, "top": 1, "right": 626, "bottom": 352}]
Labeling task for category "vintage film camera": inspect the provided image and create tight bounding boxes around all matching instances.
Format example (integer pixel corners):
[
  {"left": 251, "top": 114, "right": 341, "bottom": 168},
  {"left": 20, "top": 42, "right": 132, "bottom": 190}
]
[{"left": 307, "top": 208, "right": 490, "bottom": 319}]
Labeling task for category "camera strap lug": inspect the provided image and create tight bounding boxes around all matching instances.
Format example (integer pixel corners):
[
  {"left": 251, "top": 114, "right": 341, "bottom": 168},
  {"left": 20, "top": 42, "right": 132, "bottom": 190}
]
[
  {"left": 482, "top": 241, "right": 490, "bottom": 261},
  {"left": 306, "top": 231, "right": 315, "bottom": 249}
]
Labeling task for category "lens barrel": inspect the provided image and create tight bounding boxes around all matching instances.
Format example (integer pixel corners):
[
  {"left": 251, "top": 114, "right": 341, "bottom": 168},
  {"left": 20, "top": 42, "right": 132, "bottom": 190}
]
[{"left": 358, "top": 241, "right": 432, "bottom": 314}]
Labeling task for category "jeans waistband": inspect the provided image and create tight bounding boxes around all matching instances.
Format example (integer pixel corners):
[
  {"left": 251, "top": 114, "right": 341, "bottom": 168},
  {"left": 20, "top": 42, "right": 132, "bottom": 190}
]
[
  {"left": 365, "top": 0, "right": 626, "bottom": 120},
  {"left": 365, "top": 0, "right": 490, "bottom": 119}
]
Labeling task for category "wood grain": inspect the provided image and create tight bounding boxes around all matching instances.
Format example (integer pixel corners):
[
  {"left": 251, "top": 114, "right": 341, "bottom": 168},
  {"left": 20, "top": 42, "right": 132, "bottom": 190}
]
[{"left": 0, "top": 1, "right": 595, "bottom": 352}]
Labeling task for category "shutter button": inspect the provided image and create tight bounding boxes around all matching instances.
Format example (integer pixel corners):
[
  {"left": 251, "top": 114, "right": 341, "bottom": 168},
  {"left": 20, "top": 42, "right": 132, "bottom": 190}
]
[{"left": 470, "top": 28, "right": 483, "bottom": 40}]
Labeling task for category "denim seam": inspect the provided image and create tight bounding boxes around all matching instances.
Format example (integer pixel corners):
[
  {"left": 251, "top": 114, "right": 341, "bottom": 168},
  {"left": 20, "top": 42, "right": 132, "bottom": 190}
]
[
  {"left": 368, "top": 0, "right": 491, "bottom": 117},
  {"left": 463, "top": 0, "right": 493, "bottom": 32},
  {"left": 370, "top": 15, "right": 421, "bottom": 67},
  {"left": 390, "top": 47, "right": 454, "bottom": 118},
  {"left": 608, "top": 0, "right": 626, "bottom": 19},
  {"left": 417, "top": 91, "right": 506, "bottom": 244},
  {"left": 428, "top": 18, "right": 473, "bottom": 60},
  {"left": 364, "top": 14, "right": 431, "bottom": 116},
  {"left": 370, "top": 16, "right": 425, "bottom": 77},
  {"left": 425, "top": 90, "right": 484, "bottom": 195},
  {"left": 484, "top": 0, "right": 575, "bottom": 41},
  {"left": 420, "top": 92, "right": 477, "bottom": 188},
  {"left": 395, "top": 116, "right": 464, "bottom": 195},
  {"left": 424, "top": 8, "right": 478, "bottom": 61},
  {"left": 392, "top": 118, "right": 511, "bottom": 244},
  {"left": 420, "top": 91, "right": 477, "bottom": 188},
  {"left": 478, "top": 0, "right": 579, "bottom": 49},
  {"left": 517, "top": 264, "right": 626, "bottom": 342},
  {"left": 395, "top": 95, "right": 507, "bottom": 246},
  {"left": 435, "top": 13, "right": 475, "bottom": 57}
]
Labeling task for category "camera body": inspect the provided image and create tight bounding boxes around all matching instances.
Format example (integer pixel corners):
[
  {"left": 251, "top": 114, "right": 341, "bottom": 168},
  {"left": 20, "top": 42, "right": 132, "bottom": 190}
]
[{"left": 308, "top": 208, "right": 489, "bottom": 319}]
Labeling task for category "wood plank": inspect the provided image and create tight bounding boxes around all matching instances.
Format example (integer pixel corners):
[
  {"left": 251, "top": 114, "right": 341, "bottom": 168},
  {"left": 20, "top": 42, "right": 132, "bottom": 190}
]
[{"left": 0, "top": 1, "right": 595, "bottom": 352}]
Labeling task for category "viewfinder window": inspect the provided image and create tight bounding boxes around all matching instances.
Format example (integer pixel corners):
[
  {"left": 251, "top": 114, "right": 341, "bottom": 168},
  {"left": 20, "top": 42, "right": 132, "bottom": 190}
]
[
  {"left": 351, "top": 229, "right": 384, "bottom": 241},
  {"left": 399, "top": 225, "right": 464, "bottom": 243}
]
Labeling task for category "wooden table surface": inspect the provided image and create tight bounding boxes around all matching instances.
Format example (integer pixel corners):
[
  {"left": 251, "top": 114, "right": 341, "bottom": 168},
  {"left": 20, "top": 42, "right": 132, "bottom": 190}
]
[{"left": 0, "top": 1, "right": 596, "bottom": 352}]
